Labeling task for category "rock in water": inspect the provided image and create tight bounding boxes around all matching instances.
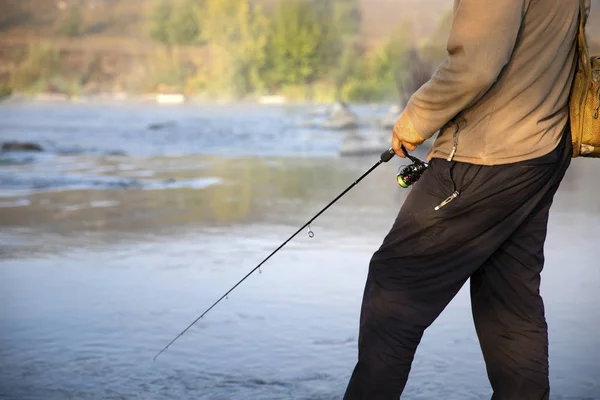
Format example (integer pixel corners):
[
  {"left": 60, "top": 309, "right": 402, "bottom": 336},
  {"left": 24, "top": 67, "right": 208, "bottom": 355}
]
[
  {"left": 147, "top": 121, "right": 176, "bottom": 131},
  {"left": 105, "top": 150, "right": 127, "bottom": 156},
  {"left": 321, "top": 101, "right": 360, "bottom": 130},
  {"left": 1, "top": 142, "right": 44, "bottom": 152}
]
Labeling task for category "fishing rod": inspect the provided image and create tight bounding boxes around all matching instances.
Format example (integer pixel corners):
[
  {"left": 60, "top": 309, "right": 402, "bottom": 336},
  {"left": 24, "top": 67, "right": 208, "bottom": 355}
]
[{"left": 153, "top": 146, "right": 428, "bottom": 361}]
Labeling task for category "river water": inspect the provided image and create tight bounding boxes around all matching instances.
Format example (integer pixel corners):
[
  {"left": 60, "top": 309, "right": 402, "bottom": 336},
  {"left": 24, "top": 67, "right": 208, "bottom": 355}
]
[{"left": 0, "top": 101, "right": 598, "bottom": 400}]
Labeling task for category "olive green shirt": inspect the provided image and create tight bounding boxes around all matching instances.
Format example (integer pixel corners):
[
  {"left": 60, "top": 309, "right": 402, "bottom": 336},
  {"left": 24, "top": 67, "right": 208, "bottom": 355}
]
[{"left": 406, "top": 0, "right": 592, "bottom": 165}]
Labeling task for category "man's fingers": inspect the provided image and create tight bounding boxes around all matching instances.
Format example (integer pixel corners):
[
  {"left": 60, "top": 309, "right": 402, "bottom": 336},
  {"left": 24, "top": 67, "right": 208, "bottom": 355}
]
[
  {"left": 391, "top": 135, "right": 405, "bottom": 158},
  {"left": 403, "top": 142, "right": 417, "bottom": 152}
]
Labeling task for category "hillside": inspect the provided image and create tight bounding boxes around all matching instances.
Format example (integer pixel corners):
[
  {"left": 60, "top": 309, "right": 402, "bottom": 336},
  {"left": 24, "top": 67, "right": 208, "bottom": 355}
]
[
  {"left": 0, "top": 0, "right": 151, "bottom": 39},
  {"left": 1, "top": 0, "right": 598, "bottom": 42},
  {"left": 0, "top": 0, "right": 598, "bottom": 99},
  {"left": 0, "top": 0, "right": 598, "bottom": 51}
]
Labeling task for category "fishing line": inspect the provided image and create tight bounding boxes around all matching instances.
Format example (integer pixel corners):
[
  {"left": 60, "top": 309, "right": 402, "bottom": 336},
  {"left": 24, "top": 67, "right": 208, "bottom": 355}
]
[{"left": 154, "top": 146, "right": 427, "bottom": 361}]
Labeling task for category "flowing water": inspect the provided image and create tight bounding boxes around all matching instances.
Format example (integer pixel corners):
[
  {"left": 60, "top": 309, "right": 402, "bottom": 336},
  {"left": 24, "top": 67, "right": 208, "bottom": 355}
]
[{"left": 0, "top": 101, "right": 599, "bottom": 400}]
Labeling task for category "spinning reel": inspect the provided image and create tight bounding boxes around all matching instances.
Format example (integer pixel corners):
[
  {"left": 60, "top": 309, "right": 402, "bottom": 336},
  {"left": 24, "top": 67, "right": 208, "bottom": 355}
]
[{"left": 382, "top": 147, "right": 429, "bottom": 188}]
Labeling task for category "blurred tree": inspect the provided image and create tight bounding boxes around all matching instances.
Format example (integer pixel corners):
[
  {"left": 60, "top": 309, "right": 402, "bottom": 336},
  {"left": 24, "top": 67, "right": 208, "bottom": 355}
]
[
  {"left": 9, "top": 43, "right": 61, "bottom": 92},
  {"left": 167, "top": 0, "right": 203, "bottom": 45},
  {"left": 142, "top": 0, "right": 434, "bottom": 101},
  {"left": 56, "top": 3, "right": 84, "bottom": 37},
  {"left": 376, "top": 21, "right": 413, "bottom": 83},
  {"left": 328, "top": 18, "right": 432, "bottom": 103},
  {"left": 0, "top": 82, "right": 11, "bottom": 99},
  {"left": 332, "top": 0, "right": 361, "bottom": 37},
  {"left": 396, "top": 49, "right": 433, "bottom": 104},
  {"left": 311, "top": 0, "right": 360, "bottom": 37},
  {"left": 146, "top": 48, "right": 191, "bottom": 92},
  {"left": 264, "top": 0, "right": 337, "bottom": 88},
  {"left": 316, "top": 0, "right": 351, "bottom": 75},
  {"left": 331, "top": 41, "right": 360, "bottom": 99},
  {"left": 149, "top": 0, "right": 173, "bottom": 44},
  {"left": 370, "top": 20, "right": 433, "bottom": 103},
  {"left": 199, "top": 0, "right": 269, "bottom": 97}
]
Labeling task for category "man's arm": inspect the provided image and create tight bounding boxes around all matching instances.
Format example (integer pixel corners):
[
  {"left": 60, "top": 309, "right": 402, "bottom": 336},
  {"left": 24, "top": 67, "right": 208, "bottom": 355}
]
[{"left": 404, "top": 0, "right": 526, "bottom": 140}]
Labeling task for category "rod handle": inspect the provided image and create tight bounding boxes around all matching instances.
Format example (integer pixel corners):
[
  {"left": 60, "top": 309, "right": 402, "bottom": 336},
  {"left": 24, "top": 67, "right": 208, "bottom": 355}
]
[
  {"left": 381, "top": 146, "right": 411, "bottom": 162},
  {"left": 380, "top": 148, "right": 396, "bottom": 163}
]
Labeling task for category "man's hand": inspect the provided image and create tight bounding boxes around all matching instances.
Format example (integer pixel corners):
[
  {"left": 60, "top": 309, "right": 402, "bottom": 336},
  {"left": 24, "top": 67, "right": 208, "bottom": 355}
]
[{"left": 392, "top": 110, "right": 425, "bottom": 157}]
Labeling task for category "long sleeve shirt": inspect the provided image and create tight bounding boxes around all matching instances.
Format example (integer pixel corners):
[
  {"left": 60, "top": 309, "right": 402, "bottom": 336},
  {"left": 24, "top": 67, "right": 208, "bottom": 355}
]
[{"left": 405, "top": 0, "right": 592, "bottom": 165}]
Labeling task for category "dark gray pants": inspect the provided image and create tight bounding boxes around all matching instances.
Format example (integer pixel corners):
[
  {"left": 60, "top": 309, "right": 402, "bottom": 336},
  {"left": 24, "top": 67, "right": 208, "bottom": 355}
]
[{"left": 344, "top": 131, "right": 572, "bottom": 400}]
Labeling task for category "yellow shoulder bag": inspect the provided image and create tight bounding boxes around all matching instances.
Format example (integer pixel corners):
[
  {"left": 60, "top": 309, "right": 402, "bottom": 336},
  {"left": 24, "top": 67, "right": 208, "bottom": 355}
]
[{"left": 570, "top": 0, "right": 600, "bottom": 157}]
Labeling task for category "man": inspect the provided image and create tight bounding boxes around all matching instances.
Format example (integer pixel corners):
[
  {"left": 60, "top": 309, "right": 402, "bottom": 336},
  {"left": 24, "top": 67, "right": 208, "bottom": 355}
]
[{"left": 344, "top": 0, "right": 591, "bottom": 399}]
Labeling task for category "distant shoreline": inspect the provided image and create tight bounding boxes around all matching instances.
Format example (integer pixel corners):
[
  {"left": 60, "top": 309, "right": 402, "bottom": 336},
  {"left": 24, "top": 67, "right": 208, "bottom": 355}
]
[{"left": 0, "top": 92, "right": 400, "bottom": 107}]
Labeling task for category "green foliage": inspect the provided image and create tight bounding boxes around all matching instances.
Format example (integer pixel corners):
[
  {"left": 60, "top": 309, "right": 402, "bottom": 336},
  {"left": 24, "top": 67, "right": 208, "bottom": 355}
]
[
  {"left": 378, "top": 22, "right": 413, "bottom": 83},
  {"left": 10, "top": 49, "right": 26, "bottom": 64},
  {"left": 310, "top": 0, "right": 360, "bottom": 37},
  {"left": 310, "top": 81, "right": 338, "bottom": 103},
  {"left": 332, "top": 43, "right": 403, "bottom": 103},
  {"left": 325, "top": 23, "right": 413, "bottom": 103},
  {"left": 9, "top": 43, "right": 61, "bottom": 92},
  {"left": 146, "top": 49, "right": 190, "bottom": 92},
  {"left": 365, "top": 21, "right": 433, "bottom": 103},
  {"left": 167, "top": 0, "right": 201, "bottom": 45},
  {"left": 7, "top": 43, "right": 86, "bottom": 97},
  {"left": 56, "top": 4, "right": 84, "bottom": 37},
  {"left": 4, "top": 0, "right": 438, "bottom": 102},
  {"left": 149, "top": 0, "right": 205, "bottom": 45},
  {"left": 0, "top": 82, "right": 12, "bottom": 100},
  {"left": 264, "top": 0, "right": 337, "bottom": 87},
  {"left": 342, "top": 80, "right": 395, "bottom": 103},
  {"left": 331, "top": 0, "right": 361, "bottom": 37},
  {"left": 142, "top": 0, "right": 400, "bottom": 101},
  {"left": 200, "top": 0, "right": 269, "bottom": 97},
  {"left": 331, "top": 42, "right": 360, "bottom": 99},
  {"left": 149, "top": 0, "right": 173, "bottom": 44},
  {"left": 278, "top": 84, "right": 311, "bottom": 102},
  {"left": 49, "top": 76, "right": 83, "bottom": 97},
  {"left": 322, "top": 17, "right": 435, "bottom": 104}
]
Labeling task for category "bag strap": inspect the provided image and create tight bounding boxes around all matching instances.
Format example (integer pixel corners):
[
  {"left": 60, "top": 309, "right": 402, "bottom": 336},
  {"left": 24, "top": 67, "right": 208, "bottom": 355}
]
[{"left": 577, "top": 0, "right": 592, "bottom": 80}]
